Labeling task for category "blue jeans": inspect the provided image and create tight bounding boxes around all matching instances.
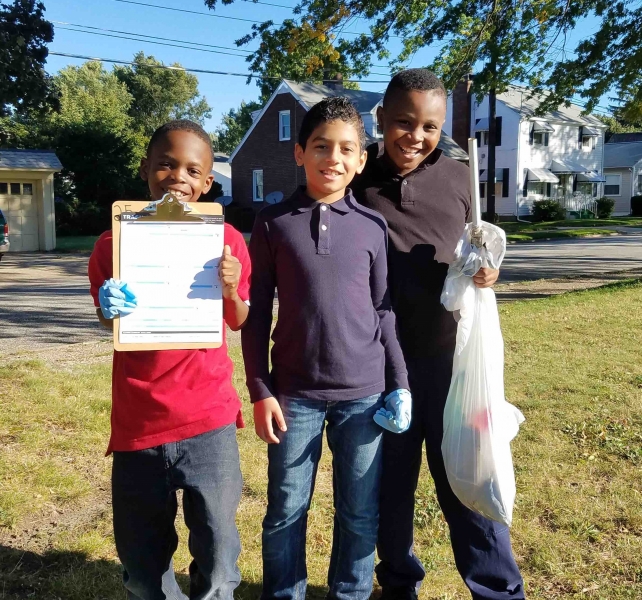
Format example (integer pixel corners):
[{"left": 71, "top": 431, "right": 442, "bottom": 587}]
[
  {"left": 261, "top": 394, "right": 384, "bottom": 600},
  {"left": 376, "top": 355, "right": 525, "bottom": 599},
  {"left": 112, "top": 424, "right": 242, "bottom": 600}
]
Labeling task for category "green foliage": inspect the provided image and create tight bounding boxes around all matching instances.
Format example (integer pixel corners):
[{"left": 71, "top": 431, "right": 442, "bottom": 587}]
[
  {"left": 631, "top": 195, "right": 642, "bottom": 217},
  {"left": 532, "top": 199, "right": 566, "bottom": 222},
  {"left": 596, "top": 197, "right": 615, "bottom": 219},
  {"left": 215, "top": 100, "right": 261, "bottom": 155},
  {"left": 597, "top": 115, "right": 641, "bottom": 139},
  {"left": 0, "top": 0, "right": 57, "bottom": 118},
  {"left": 114, "top": 52, "right": 211, "bottom": 138}
]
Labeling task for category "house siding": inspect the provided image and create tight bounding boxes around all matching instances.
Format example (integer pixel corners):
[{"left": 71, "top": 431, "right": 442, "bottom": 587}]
[
  {"left": 604, "top": 167, "right": 633, "bottom": 215},
  {"left": 231, "top": 92, "right": 306, "bottom": 210}
]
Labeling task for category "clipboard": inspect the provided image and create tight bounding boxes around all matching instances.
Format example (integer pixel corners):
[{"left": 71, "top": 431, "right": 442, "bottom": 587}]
[{"left": 112, "top": 194, "right": 224, "bottom": 351}]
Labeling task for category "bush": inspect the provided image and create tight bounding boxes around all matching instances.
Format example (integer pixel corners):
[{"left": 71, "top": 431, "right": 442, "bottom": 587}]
[
  {"left": 224, "top": 204, "right": 256, "bottom": 233},
  {"left": 482, "top": 210, "right": 500, "bottom": 224},
  {"left": 631, "top": 195, "right": 642, "bottom": 217},
  {"left": 531, "top": 199, "right": 566, "bottom": 222},
  {"left": 596, "top": 197, "right": 615, "bottom": 219},
  {"left": 55, "top": 197, "right": 110, "bottom": 236}
]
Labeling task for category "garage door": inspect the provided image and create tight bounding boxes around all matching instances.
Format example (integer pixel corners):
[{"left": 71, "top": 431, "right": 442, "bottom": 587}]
[{"left": 0, "top": 181, "right": 39, "bottom": 252}]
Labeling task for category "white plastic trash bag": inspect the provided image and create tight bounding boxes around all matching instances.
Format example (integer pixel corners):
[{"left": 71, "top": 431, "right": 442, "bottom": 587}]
[{"left": 440, "top": 221, "right": 524, "bottom": 526}]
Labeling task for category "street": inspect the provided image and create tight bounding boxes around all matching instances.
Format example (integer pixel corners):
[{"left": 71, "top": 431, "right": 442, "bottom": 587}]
[{"left": 1, "top": 233, "right": 641, "bottom": 355}]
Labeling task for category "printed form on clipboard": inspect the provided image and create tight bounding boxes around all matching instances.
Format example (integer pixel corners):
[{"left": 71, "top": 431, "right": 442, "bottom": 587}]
[{"left": 112, "top": 194, "right": 224, "bottom": 351}]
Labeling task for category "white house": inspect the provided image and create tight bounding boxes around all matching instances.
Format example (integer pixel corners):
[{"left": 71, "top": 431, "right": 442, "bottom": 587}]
[
  {"left": 444, "top": 82, "right": 608, "bottom": 216},
  {"left": 211, "top": 153, "right": 232, "bottom": 198},
  {"left": 0, "top": 149, "right": 62, "bottom": 252},
  {"left": 603, "top": 141, "right": 642, "bottom": 215}
]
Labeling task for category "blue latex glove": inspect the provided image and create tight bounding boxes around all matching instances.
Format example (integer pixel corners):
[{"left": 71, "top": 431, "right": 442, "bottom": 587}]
[
  {"left": 374, "top": 388, "right": 412, "bottom": 433},
  {"left": 99, "top": 278, "right": 138, "bottom": 319}
]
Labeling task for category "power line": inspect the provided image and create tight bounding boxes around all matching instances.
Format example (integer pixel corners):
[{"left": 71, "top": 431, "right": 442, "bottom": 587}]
[{"left": 48, "top": 51, "right": 393, "bottom": 84}]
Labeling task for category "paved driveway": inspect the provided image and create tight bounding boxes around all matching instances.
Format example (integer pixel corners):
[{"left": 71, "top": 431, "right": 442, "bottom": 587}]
[{"left": 1, "top": 233, "right": 641, "bottom": 354}]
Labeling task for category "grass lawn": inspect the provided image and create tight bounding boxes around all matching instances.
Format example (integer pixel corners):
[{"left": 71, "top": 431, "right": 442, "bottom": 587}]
[
  {"left": 56, "top": 235, "right": 100, "bottom": 252},
  {"left": 499, "top": 217, "right": 642, "bottom": 234},
  {"left": 1, "top": 282, "right": 641, "bottom": 599},
  {"left": 506, "top": 229, "right": 619, "bottom": 243}
]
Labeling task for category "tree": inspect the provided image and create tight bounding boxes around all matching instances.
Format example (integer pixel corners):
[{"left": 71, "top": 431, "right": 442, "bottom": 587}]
[
  {"left": 0, "top": 0, "right": 57, "bottom": 117},
  {"left": 215, "top": 100, "right": 261, "bottom": 155},
  {"left": 114, "top": 52, "right": 212, "bottom": 138}
]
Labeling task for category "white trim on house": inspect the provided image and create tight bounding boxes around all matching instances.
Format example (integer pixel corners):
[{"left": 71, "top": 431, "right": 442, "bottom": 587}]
[
  {"left": 279, "top": 110, "right": 291, "bottom": 141},
  {"left": 252, "top": 169, "right": 264, "bottom": 202},
  {"left": 604, "top": 173, "right": 622, "bottom": 197}
]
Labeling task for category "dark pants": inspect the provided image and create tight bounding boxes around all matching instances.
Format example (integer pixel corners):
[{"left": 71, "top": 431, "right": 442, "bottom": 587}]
[
  {"left": 112, "top": 424, "right": 242, "bottom": 600},
  {"left": 375, "top": 355, "right": 525, "bottom": 600}
]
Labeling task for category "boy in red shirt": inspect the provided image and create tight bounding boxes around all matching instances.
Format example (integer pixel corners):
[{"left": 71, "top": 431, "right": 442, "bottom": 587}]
[{"left": 88, "top": 120, "right": 250, "bottom": 600}]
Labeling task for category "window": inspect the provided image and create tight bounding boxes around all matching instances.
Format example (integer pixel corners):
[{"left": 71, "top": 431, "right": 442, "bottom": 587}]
[
  {"left": 480, "top": 131, "right": 489, "bottom": 146},
  {"left": 527, "top": 181, "right": 546, "bottom": 196},
  {"left": 638, "top": 174, "right": 642, "bottom": 195},
  {"left": 604, "top": 174, "right": 621, "bottom": 196},
  {"left": 533, "top": 131, "right": 544, "bottom": 145},
  {"left": 22, "top": 183, "right": 33, "bottom": 195},
  {"left": 253, "top": 170, "right": 264, "bottom": 202},
  {"left": 479, "top": 182, "right": 486, "bottom": 199},
  {"left": 582, "top": 135, "right": 595, "bottom": 150},
  {"left": 10, "top": 183, "right": 20, "bottom": 194},
  {"left": 0, "top": 183, "right": 7, "bottom": 194},
  {"left": 279, "top": 111, "right": 291, "bottom": 141}
]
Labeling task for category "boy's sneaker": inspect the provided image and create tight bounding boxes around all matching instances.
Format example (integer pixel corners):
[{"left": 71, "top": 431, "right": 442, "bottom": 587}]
[{"left": 380, "top": 586, "right": 418, "bottom": 600}]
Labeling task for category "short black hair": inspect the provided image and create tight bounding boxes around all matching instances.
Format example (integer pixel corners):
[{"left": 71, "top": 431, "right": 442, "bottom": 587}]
[
  {"left": 147, "top": 119, "right": 214, "bottom": 164},
  {"left": 298, "top": 96, "right": 366, "bottom": 151},
  {"left": 383, "top": 69, "right": 447, "bottom": 107}
]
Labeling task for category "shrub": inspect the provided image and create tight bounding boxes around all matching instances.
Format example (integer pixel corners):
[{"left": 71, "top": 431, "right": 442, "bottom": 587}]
[
  {"left": 482, "top": 210, "right": 500, "bottom": 224},
  {"left": 55, "top": 197, "right": 110, "bottom": 236},
  {"left": 224, "top": 204, "right": 256, "bottom": 233},
  {"left": 596, "top": 197, "right": 615, "bottom": 219},
  {"left": 631, "top": 195, "right": 642, "bottom": 217},
  {"left": 531, "top": 198, "right": 566, "bottom": 222}
]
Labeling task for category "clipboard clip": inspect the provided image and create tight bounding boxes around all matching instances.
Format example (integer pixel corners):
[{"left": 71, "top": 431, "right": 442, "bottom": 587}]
[{"left": 140, "top": 192, "right": 202, "bottom": 222}]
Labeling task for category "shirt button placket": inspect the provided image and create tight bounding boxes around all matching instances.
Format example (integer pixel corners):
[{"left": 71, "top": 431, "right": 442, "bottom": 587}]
[{"left": 318, "top": 205, "right": 330, "bottom": 255}]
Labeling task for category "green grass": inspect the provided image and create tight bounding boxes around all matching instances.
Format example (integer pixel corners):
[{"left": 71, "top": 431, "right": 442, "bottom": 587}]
[
  {"left": 506, "top": 228, "right": 618, "bottom": 243},
  {"left": 499, "top": 217, "right": 642, "bottom": 234},
  {"left": 55, "top": 235, "right": 100, "bottom": 252},
  {"left": 1, "top": 283, "right": 642, "bottom": 599}
]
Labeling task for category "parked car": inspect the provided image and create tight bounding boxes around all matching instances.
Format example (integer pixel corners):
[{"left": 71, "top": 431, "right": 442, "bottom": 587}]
[{"left": 0, "top": 208, "right": 9, "bottom": 260}]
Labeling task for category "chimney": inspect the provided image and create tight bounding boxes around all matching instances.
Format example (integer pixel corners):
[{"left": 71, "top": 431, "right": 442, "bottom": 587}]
[
  {"left": 452, "top": 74, "right": 472, "bottom": 152},
  {"left": 323, "top": 70, "right": 344, "bottom": 91}
]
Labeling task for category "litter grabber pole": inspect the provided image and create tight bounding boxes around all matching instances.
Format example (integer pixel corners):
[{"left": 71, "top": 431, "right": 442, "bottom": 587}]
[{"left": 468, "top": 137, "right": 484, "bottom": 249}]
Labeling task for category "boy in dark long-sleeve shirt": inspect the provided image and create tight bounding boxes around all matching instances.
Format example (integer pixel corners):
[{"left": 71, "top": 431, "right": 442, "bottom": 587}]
[
  {"left": 242, "top": 97, "right": 409, "bottom": 600},
  {"left": 352, "top": 70, "right": 524, "bottom": 600}
]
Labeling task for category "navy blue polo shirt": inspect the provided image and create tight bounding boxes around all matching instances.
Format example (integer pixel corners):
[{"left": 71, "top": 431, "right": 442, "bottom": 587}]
[{"left": 241, "top": 187, "right": 408, "bottom": 403}]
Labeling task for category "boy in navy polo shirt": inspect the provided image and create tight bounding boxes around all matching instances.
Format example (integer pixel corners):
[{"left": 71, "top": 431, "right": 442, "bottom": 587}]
[
  {"left": 242, "top": 97, "right": 410, "bottom": 600},
  {"left": 351, "top": 70, "right": 525, "bottom": 600},
  {"left": 88, "top": 120, "right": 250, "bottom": 600}
]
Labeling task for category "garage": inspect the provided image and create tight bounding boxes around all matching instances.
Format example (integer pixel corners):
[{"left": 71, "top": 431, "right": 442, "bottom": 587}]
[{"left": 0, "top": 150, "right": 61, "bottom": 252}]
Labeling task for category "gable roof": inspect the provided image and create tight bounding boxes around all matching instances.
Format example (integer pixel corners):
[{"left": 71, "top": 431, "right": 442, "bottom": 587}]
[
  {"left": 230, "top": 79, "right": 468, "bottom": 163},
  {"left": 607, "top": 132, "right": 642, "bottom": 144},
  {"left": 0, "top": 149, "right": 62, "bottom": 171},
  {"left": 284, "top": 80, "right": 383, "bottom": 114},
  {"left": 604, "top": 141, "right": 642, "bottom": 168},
  {"left": 497, "top": 85, "right": 606, "bottom": 128}
]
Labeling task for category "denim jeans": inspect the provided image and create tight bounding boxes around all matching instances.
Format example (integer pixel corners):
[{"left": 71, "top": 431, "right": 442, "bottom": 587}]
[
  {"left": 112, "top": 424, "right": 242, "bottom": 600},
  {"left": 375, "top": 355, "right": 525, "bottom": 599},
  {"left": 261, "top": 394, "right": 384, "bottom": 600}
]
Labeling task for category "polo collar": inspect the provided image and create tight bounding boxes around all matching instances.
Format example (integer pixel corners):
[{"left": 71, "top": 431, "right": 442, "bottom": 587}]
[{"left": 292, "top": 186, "right": 353, "bottom": 215}]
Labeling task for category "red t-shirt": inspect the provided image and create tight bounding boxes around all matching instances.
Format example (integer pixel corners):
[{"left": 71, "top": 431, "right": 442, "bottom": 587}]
[{"left": 88, "top": 223, "right": 250, "bottom": 454}]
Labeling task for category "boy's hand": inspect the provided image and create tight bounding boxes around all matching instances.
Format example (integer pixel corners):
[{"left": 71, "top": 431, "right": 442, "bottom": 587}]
[
  {"left": 219, "top": 245, "right": 242, "bottom": 300},
  {"left": 99, "top": 278, "right": 138, "bottom": 319},
  {"left": 473, "top": 267, "right": 499, "bottom": 288},
  {"left": 374, "top": 388, "right": 412, "bottom": 434},
  {"left": 254, "top": 397, "right": 287, "bottom": 444}
]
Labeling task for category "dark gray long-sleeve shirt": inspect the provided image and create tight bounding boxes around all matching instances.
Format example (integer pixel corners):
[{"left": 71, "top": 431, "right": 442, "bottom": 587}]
[{"left": 241, "top": 187, "right": 408, "bottom": 403}]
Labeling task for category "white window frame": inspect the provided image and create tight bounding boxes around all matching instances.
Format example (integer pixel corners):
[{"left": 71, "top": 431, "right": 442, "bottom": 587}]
[
  {"left": 582, "top": 135, "right": 595, "bottom": 150},
  {"left": 604, "top": 173, "right": 621, "bottom": 197},
  {"left": 279, "top": 110, "right": 291, "bottom": 141},
  {"left": 480, "top": 131, "right": 489, "bottom": 146},
  {"left": 637, "top": 173, "right": 642, "bottom": 195},
  {"left": 252, "top": 170, "right": 264, "bottom": 202},
  {"left": 533, "top": 131, "right": 545, "bottom": 146},
  {"left": 527, "top": 181, "right": 546, "bottom": 196}
]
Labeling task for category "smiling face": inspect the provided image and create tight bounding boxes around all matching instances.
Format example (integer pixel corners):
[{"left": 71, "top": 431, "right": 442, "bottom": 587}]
[
  {"left": 294, "top": 119, "right": 367, "bottom": 204},
  {"left": 377, "top": 89, "right": 447, "bottom": 176},
  {"left": 140, "top": 129, "right": 214, "bottom": 202}
]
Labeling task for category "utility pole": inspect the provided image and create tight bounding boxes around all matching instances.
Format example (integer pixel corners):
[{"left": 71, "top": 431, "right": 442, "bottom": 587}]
[{"left": 487, "top": 55, "right": 497, "bottom": 222}]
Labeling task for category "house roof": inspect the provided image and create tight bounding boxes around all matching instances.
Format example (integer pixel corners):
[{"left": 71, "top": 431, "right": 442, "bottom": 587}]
[
  {"left": 607, "top": 132, "right": 642, "bottom": 144},
  {"left": 497, "top": 86, "right": 606, "bottom": 128},
  {"left": 0, "top": 149, "right": 62, "bottom": 171},
  {"left": 603, "top": 141, "right": 642, "bottom": 168},
  {"left": 284, "top": 80, "right": 383, "bottom": 114}
]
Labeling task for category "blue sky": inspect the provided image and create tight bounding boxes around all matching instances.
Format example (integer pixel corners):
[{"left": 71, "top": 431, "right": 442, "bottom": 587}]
[{"left": 43, "top": 0, "right": 609, "bottom": 132}]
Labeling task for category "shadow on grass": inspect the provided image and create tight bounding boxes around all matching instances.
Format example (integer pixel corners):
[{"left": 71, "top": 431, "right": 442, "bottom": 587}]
[{"left": 0, "top": 545, "right": 330, "bottom": 599}]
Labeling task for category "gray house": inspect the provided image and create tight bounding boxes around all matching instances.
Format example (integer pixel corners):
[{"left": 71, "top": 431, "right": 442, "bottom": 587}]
[{"left": 603, "top": 141, "right": 642, "bottom": 215}]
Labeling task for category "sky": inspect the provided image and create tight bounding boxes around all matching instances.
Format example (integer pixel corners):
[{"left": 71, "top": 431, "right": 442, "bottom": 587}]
[{"left": 42, "top": 0, "right": 609, "bottom": 132}]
